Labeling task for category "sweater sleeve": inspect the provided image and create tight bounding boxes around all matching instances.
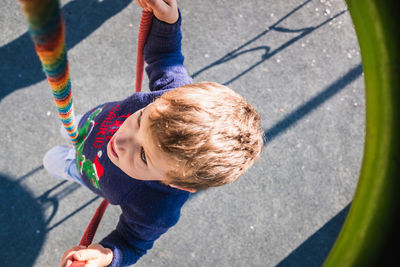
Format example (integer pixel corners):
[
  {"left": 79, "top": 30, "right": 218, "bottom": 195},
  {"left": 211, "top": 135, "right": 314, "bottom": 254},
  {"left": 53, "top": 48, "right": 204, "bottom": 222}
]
[
  {"left": 143, "top": 11, "right": 193, "bottom": 92},
  {"left": 99, "top": 181, "right": 189, "bottom": 266},
  {"left": 99, "top": 203, "right": 173, "bottom": 266}
]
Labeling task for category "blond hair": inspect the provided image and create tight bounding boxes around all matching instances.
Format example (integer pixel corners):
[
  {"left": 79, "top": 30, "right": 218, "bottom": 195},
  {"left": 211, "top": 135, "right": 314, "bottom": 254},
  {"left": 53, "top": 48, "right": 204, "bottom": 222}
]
[{"left": 149, "top": 82, "right": 263, "bottom": 190}]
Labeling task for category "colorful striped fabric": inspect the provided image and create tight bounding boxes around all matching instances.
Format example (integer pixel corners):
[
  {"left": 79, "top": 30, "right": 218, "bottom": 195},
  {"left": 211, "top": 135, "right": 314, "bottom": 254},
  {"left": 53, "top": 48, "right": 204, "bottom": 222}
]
[{"left": 19, "top": 0, "right": 78, "bottom": 146}]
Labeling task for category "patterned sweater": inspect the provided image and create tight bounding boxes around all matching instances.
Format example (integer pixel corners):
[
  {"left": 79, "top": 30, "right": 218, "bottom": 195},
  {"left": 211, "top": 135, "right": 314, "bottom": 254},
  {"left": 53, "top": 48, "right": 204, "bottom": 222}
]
[{"left": 75, "top": 14, "right": 193, "bottom": 266}]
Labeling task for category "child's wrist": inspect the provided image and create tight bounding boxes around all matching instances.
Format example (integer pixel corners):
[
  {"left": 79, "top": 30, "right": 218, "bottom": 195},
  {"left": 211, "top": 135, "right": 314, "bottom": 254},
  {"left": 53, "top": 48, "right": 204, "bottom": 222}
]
[
  {"left": 157, "top": 11, "right": 178, "bottom": 24},
  {"left": 154, "top": 9, "right": 180, "bottom": 24},
  {"left": 152, "top": 9, "right": 181, "bottom": 33}
]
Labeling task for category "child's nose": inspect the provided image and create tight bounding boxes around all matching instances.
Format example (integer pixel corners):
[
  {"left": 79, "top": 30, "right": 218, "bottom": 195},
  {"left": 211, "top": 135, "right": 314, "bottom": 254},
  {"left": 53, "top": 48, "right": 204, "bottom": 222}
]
[{"left": 115, "top": 133, "right": 136, "bottom": 152}]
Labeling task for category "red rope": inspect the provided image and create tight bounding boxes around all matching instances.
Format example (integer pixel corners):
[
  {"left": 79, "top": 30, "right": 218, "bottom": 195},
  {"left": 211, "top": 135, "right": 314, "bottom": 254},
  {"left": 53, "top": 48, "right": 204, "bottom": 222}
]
[
  {"left": 136, "top": 11, "right": 154, "bottom": 92},
  {"left": 70, "top": 10, "right": 153, "bottom": 267},
  {"left": 70, "top": 199, "right": 109, "bottom": 267},
  {"left": 78, "top": 199, "right": 110, "bottom": 247}
]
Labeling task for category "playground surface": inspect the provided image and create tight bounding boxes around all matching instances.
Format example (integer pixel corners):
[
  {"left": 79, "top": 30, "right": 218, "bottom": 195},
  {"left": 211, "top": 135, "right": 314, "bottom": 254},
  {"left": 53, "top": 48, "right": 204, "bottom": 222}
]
[{"left": 0, "top": 0, "right": 364, "bottom": 266}]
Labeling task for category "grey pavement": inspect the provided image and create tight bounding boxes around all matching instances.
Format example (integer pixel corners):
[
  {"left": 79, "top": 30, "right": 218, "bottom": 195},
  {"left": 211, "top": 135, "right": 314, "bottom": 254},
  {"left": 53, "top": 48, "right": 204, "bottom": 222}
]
[{"left": 0, "top": 0, "right": 364, "bottom": 266}]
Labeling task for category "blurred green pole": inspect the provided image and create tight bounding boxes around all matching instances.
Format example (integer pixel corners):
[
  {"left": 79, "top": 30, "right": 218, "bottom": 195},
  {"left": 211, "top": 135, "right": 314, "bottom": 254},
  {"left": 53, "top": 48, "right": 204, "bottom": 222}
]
[{"left": 323, "top": 0, "right": 400, "bottom": 266}]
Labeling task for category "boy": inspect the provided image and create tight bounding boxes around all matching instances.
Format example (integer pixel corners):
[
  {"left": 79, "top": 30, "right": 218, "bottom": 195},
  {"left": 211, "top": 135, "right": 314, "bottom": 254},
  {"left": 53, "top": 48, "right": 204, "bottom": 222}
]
[{"left": 44, "top": 0, "right": 263, "bottom": 266}]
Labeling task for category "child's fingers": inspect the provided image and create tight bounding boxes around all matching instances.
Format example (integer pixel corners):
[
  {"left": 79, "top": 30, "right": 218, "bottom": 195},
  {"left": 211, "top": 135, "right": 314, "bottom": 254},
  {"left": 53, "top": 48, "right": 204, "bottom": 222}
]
[
  {"left": 64, "top": 259, "right": 73, "bottom": 267},
  {"left": 73, "top": 247, "right": 103, "bottom": 261},
  {"left": 136, "top": 0, "right": 145, "bottom": 9},
  {"left": 136, "top": 0, "right": 153, "bottom": 12},
  {"left": 72, "top": 250, "right": 107, "bottom": 267},
  {"left": 158, "top": 0, "right": 177, "bottom": 7},
  {"left": 71, "top": 244, "right": 113, "bottom": 266},
  {"left": 146, "top": 0, "right": 171, "bottom": 10},
  {"left": 144, "top": 0, "right": 176, "bottom": 12},
  {"left": 136, "top": 0, "right": 143, "bottom": 9},
  {"left": 60, "top": 246, "right": 86, "bottom": 267},
  {"left": 60, "top": 253, "right": 75, "bottom": 267}
]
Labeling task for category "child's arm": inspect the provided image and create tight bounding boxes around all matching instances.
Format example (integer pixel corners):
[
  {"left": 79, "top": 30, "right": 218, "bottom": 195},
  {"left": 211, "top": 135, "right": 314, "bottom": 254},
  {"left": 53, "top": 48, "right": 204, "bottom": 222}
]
[
  {"left": 142, "top": 0, "right": 193, "bottom": 91},
  {"left": 98, "top": 202, "right": 175, "bottom": 266}
]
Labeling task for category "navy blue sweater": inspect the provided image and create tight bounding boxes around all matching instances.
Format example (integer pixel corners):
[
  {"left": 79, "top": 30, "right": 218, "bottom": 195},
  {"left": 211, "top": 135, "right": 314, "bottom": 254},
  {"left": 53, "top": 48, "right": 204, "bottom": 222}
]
[{"left": 75, "top": 14, "right": 193, "bottom": 266}]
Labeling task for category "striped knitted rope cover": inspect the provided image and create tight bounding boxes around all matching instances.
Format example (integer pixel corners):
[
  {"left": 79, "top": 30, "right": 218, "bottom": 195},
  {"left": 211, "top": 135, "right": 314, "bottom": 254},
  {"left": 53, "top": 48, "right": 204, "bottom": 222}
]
[{"left": 19, "top": 0, "right": 78, "bottom": 146}]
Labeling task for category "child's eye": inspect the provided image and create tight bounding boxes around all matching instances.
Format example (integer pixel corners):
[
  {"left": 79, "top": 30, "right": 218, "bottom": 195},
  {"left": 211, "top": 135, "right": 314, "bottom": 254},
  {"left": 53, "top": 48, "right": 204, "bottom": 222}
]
[{"left": 140, "top": 147, "right": 147, "bottom": 165}]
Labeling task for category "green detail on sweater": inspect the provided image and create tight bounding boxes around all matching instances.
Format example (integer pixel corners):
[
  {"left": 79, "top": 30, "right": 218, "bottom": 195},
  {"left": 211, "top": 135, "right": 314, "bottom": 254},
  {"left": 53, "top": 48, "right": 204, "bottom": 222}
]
[{"left": 75, "top": 107, "right": 103, "bottom": 190}]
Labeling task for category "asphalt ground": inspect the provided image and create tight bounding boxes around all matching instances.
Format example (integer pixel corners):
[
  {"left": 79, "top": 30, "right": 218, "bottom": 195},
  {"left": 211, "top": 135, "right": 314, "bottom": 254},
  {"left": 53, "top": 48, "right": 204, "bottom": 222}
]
[{"left": 0, "top": 0, "right": 364, "bottom": 266}]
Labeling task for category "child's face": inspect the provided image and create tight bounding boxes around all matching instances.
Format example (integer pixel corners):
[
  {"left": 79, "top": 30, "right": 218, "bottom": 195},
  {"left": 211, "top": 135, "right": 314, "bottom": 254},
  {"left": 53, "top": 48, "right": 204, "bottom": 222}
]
[{"left": 107, "top": 102, "right": 172, "bottom": 182}]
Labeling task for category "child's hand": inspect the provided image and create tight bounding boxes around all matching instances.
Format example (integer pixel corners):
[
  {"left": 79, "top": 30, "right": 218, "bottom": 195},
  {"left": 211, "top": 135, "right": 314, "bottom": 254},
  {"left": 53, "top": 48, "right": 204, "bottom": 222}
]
[
  {"left": 60, "top": 244, "right": 113, "bottom": 267},
  {"left": 136, "top": 0, "right": 179, "bottom": 24}
]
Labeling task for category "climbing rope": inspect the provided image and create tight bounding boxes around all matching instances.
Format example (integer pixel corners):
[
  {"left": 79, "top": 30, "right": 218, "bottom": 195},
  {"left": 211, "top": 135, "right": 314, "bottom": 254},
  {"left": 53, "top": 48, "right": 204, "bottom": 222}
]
[
  {"left": 136, "top": 11, "right": 153, "bottom": 92},
  {"left": 19, "top": 0, "right": 153, "bottom": 265},
  {"left": 71, "top": 199, "right": 109, "bottom": 267},
  {"left": 19, "top": 0, "right": 78, "bottom": 146}
]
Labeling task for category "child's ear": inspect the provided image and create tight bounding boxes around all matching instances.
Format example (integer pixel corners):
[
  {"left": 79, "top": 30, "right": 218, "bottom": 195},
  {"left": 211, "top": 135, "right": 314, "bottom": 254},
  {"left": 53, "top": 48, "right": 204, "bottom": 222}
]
[{"left": 169, "top": 184, "right": 197, "bottom": 193}]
